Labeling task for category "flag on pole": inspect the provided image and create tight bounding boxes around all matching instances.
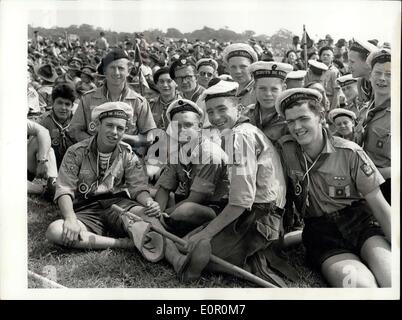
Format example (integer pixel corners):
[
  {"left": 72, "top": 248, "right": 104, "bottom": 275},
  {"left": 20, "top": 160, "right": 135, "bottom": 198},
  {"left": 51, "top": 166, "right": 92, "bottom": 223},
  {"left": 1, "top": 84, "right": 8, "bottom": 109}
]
[
  {"left": 134, "top": 42, "right": 149, "bottom": 94},
  {"left": 301, "top": 25, "right": 309, "bottom": 69}
]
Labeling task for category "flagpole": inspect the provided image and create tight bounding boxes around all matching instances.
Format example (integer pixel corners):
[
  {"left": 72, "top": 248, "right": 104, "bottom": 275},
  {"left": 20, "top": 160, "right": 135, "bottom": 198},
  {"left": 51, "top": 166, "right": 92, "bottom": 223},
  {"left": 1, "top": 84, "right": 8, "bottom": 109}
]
[
  {"left": 135, "top": 42, "right": 144, "bottom": 96},
  {"left": 303, "top": 25, "right": 308, "bottom": 70}
]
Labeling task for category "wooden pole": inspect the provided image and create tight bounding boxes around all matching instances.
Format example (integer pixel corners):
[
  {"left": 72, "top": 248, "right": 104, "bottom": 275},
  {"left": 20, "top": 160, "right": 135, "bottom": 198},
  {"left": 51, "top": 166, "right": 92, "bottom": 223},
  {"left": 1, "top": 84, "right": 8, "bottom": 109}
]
[{"left": 112, "top": 204, "right": 278, "bottom": 288}]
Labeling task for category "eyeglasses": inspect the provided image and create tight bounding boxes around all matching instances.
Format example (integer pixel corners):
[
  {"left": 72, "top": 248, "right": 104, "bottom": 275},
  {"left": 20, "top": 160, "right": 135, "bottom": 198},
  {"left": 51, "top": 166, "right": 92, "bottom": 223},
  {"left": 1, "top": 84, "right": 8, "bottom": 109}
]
[
  {"left": 199, "top": 71, "right": 214, "bottom": 77},
  {"left": 175, "top": 75, "right": 195, "bottom": 82}
]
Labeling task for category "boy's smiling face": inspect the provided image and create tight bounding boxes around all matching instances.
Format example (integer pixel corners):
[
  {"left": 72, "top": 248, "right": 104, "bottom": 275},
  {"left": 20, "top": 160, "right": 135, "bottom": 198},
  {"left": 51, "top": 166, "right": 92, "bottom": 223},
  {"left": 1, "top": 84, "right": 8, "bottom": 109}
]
[{"left": 205, "top": 96, "right": 240, "bottom": 131}]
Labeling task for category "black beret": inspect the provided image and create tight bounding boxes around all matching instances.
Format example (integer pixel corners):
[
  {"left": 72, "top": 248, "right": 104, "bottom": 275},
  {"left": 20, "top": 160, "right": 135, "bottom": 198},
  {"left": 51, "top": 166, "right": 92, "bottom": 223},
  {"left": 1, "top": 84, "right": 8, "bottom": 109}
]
[
  {"left": 153, "top": 67, "right": 170, "bottom": 84},
  {"left": 169, "top": 56, "right": 196, "bottom": 80},
  {"left": 96, "top": 49, "right": 130, "bottom": 75}
]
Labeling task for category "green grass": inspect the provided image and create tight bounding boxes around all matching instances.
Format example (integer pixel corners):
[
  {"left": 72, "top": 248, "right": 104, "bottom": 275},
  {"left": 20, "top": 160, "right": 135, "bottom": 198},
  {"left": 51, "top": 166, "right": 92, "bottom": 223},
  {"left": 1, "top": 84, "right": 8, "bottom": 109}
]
[{"left": 28, "top": 194, "right": 326, "bottom": 288}]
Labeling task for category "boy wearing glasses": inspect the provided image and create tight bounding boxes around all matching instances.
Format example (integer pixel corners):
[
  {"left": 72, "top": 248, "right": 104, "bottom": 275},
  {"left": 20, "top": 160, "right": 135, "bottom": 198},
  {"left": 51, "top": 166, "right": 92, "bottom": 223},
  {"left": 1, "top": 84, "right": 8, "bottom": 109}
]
[
  {"left": 195, "top": 58, "right": 218, "bottom": 88},
  {"left": 169, "top": 57, "right": 205, "bottom": 103}
]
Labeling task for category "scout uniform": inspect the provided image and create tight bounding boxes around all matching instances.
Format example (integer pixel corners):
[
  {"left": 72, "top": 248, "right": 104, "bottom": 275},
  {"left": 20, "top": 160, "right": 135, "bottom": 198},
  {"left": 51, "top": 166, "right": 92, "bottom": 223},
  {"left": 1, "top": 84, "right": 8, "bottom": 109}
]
[
  {"left": 69, "top": 49, "right": 156, "bottom": 142},
  {"left": 304, "top": 60, "right": 329, "bottom": 102},
  {"left": 349, "top": 40, "right": 378, "bottom": 104},
  {"left": 285, "top": 70, "right": 307, "bottom": 89},
  {"left": 39, "top": 110, "right": 75, "bottom": 168},
  {"left": 198, "top": 80, "right": 287, "bottom": 278},
  {"left": 336, "top": 74, "right": 361, "bottom": 116},
  {"left": 275, "top": 88, "right": 386, "bottom": 268},
  {"left": 321, "top": 63, "right": 341, "bottom": 110},
  {"left": 243, "top": 61, "right": 293, "bottom": 142},
  {"left": 362, "top": 49, "right": 391, "bottom": 202},
  {"left": 328, "top": 108, "right": 358, "bottom": 142},
  {"left": 195, "top": 58, "right": 219, "bottom": 88},
  {"left": 70, "top": 83, "right": 156, "bottom": 141},
  {"left": 156, "top": 99, "right": 229, "bottom": 213},
  {"left": 55, "top": 102, "right": 150, "bottom": 237},
  {"left": 169, "top": 57, "right": 205, "bottom": 103},
  {"left": 222, "top": 43, "right": 258, "bottom": 107}
]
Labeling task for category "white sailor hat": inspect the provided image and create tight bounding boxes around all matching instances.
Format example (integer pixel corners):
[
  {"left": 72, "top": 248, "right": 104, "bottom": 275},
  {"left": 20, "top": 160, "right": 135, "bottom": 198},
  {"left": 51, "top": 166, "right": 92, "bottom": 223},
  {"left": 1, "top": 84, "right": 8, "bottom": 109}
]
[
  {"left": 166, "top": 98, "right": 204, "bottom": 122},
  {"left": 248, "top": 61, "right": 293, "bottom": 81},
  {"left": 328, "top": 108, "right": 357, "bottom": 123},
  {"left": 308, "top": 60, "right": 328, "bottom": 71},
  {"left": 199, "top": 78, "right": 239, "bottom": 103},
  {"left": 222, "top": 43, "right": 258, "bottom": 64},
  {"left": 366, "top": 48, "right": 391, "bottom": 68},
  {"left": 91, "top": 101, "right": 133, "bottom": 122},
  {"left": 286, "top": 70, "right": 307, "bottom": 80},
  {"left": 336, "top": 74, "right": 358, "bottom": 87},
  {"left": 349, "top": 39, "right": 378, "bottom": 58},
  {"left": 275, "top": 88, "right": 322, "bottom": 118},
  {"left": 195, "top": 58, "right": 219, "bottom": 71}
]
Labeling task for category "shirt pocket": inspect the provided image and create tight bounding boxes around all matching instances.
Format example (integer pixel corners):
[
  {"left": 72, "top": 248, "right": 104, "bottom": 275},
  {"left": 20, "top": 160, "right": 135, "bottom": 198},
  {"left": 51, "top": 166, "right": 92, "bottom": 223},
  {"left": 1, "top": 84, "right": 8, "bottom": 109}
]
[
  {"left": 321, "top": 172, "right": 353, "bottom": 199},
  {"left": 371, "top": 126, "right": 390, "bottom": 154}
]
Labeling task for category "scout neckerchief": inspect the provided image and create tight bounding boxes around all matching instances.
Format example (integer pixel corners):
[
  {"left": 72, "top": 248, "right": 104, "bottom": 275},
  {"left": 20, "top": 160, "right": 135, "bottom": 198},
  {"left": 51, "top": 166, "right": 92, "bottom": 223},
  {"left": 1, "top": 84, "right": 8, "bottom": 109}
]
[
  {"left": 159, "top": 92, "right": 180, "bottom": 129},
  {"left": 103, "top": 81, "right": 127, "bottom": 102},
  {"left": 363, "top": 98, "right": 390, "bottom": 128},
  {"left": 51, "top": 112, "right": 72, "bottom": 151},
  {"left": 360, "top": 78, "right": 374, "bottom": 102},
  {"left": 184, "top": 85, "right": 204, "bottom": 102},
  {"left": 255, "top": 102, "right": 284, "bottom": 130},
  {"left": 297, "top": 129, "right": 331, "bottom": 213}
]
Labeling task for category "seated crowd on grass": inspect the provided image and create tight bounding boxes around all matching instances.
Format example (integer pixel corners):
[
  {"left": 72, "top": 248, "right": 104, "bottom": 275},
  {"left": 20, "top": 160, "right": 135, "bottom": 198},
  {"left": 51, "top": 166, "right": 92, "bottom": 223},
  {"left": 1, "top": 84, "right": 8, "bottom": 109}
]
[{"left": 27, "top": 30, "right": 392, "bottom": 288}]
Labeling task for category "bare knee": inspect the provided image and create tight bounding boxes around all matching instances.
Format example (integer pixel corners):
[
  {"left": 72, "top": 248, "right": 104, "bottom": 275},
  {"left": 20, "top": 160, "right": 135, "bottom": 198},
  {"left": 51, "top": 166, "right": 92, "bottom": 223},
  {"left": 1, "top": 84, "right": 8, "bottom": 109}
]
[
  {"left": 321, "top": 253, "right": 378, "bottom": 288},
  {"left": 46, "top": 220, "right": 64, "bottom": 244},
  {"left": 173, "top": 202, "right": 215, "bottom": 219}
]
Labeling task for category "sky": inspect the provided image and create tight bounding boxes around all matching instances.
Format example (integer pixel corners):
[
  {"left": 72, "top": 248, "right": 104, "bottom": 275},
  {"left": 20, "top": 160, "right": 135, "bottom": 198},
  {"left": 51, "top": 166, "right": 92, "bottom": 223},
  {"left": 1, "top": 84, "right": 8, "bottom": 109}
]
[{"left": 22, "top": 0, "right": 400, "bottom": 43}]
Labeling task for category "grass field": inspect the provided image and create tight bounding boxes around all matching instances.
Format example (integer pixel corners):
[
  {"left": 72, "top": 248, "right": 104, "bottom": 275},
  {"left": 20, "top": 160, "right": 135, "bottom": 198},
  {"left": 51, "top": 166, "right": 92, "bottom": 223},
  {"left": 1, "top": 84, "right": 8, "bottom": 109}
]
[{"left": 28, "top": 194, "right": 327, "bottom": 289}]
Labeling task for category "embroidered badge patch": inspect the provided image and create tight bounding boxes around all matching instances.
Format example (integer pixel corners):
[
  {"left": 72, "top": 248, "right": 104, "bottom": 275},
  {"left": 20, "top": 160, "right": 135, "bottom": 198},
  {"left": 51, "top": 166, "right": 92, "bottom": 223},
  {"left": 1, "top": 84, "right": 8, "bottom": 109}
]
[
  {"left": 360, "top": 163, "right": 374, "bottom": 177},
  {"left": 89, "top": 121, "right": 96, "bottom": 132}
]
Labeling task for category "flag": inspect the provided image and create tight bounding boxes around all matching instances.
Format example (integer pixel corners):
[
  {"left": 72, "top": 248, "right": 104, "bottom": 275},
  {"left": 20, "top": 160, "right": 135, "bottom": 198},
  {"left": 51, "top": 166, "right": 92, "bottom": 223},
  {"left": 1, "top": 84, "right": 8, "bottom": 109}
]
[
  {"left": 134, "top": 43, "right": 149, "bottom": 93},
  {"left": 301, "top": 25, "right": 311, "bottom": 47}
]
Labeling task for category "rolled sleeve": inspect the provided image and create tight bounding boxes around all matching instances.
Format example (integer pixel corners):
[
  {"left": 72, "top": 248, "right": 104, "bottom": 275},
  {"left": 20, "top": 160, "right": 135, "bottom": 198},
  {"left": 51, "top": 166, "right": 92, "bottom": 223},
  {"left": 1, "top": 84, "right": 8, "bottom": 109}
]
[
  {"left": 135, "top": 98, "right": 157, "bottom": 134},
  {"left": 54, "top": 148, "right": 81, "bottom": 202},
  {"left": 156, "top": 165, "right": 178, "bottom": 191},
  {"left": 352, "top": 149, "right": 385, "bottom": 196},
  {"left": 124, "top": 154, "right": 150, "bottom": 199},
  {"left": 228, "top": 133, "right": 257, "bottom": 209}
]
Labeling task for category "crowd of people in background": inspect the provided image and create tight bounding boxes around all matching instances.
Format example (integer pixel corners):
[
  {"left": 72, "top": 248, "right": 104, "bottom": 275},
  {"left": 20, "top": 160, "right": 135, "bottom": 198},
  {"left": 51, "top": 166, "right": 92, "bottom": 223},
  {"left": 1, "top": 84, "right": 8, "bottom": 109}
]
[{"left": 27, "top": 27, "right": 392, "bottom": 288}]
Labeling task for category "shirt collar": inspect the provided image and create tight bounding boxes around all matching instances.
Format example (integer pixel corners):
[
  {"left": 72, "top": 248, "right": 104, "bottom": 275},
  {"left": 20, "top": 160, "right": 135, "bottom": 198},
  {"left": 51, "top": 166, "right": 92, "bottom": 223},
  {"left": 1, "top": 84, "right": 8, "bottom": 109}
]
[{"left": 236, "top": 79, "right": 254, "bottom": 96}]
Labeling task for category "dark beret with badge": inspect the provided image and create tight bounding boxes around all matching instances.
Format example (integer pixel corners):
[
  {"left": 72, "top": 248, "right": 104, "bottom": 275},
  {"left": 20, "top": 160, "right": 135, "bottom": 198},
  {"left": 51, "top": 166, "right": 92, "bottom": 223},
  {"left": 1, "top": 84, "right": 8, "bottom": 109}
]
[
  {"left": 169, "top": 56, "right": 196, "bottom": 80},
  {"left": 96, "top": 48, "right": 130, "bottom": 75}
]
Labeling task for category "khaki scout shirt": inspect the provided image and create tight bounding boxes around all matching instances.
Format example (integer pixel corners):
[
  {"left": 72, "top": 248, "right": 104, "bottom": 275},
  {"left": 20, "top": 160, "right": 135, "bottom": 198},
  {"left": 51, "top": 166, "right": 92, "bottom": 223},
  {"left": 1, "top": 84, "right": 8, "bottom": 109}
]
[
  {"left": 55, "top": 135, "right": 149, "bottom": 205},
  {"left": 69, "top": 83, "right": 156, "bottom": 142},
  {"left": 363, "top": 99, "right": 391, "bottom": 168},
  {"left": 281, "top": 133, "right": 384, "bottom": 218},
  {"left": 156, "top": 138, "right": 229, "bottom": 201},
  {"left": 242, "top": 103, "right": 288, "bottom": 143},
  {"left": 223, "top": 121, "right": 286, "bottom": 209},
  {"left": 236, "top": 80, "right": 256, "bottom": 107},
  {"left": 150, "top": 93, "right": 181, "bottom": 130},
  {"left": 39, "top": 111, "right": 75, "bottom": 167},
  {"left": 182, "top": 85, "right": 205, "bottom": 103}
]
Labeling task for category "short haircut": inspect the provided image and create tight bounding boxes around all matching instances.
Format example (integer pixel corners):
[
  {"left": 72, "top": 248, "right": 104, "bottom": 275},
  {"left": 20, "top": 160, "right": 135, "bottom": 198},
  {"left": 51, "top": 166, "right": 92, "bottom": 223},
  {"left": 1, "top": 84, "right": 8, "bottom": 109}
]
[
  {"left": 51, "top": 82, "right": 76, "bottom": 103},
  {"left": 100, "top": 31, "right": 105, "bottom": 36},
  {"left": 153, "top": 67, "right": 170, "bottom": 84},
  {"left": 319, "top": 46, "right": 334, "bottom": 57}
]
